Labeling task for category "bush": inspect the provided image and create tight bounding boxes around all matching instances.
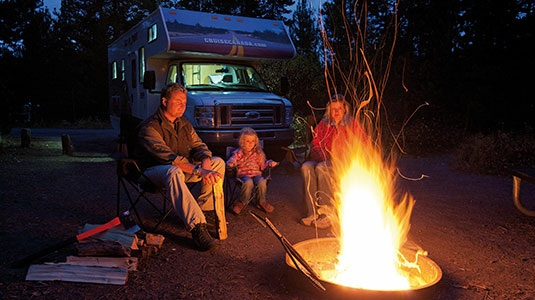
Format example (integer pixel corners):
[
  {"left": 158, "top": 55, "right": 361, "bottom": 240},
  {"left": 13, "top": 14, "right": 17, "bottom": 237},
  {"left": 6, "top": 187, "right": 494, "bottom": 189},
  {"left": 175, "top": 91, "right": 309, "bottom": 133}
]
[
  {"left": 289, "top": 113, "right": 311, "bottom": 148},
  {"left": 452, "top": 131, "right": 535, "bottom": 175}
]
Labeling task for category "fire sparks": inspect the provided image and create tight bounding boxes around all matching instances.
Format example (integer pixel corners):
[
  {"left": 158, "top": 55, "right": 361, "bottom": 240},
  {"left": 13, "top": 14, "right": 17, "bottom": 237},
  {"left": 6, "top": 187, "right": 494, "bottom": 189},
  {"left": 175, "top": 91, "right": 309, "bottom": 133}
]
[{"left": 322, "top": 122, "right": 418, "bottom": 290}]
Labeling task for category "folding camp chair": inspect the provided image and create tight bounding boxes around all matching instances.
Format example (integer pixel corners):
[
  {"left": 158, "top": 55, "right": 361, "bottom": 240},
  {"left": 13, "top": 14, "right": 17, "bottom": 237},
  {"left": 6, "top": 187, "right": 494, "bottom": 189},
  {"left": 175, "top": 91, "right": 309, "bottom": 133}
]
[
  {"left": 223, "top": 144, "right": 274, "bottom": 211},
  {"left": 116, "top": 156, "right": 174, "bottom": 232},
  {"left": 281, "top": 145, "right": 309, "bottom": 169},
  {"left": 113, "top": 116, "right": 174, "bottom": 232},
  {"left": 279, "top": 113, "right": 315, "bottom": 172}
]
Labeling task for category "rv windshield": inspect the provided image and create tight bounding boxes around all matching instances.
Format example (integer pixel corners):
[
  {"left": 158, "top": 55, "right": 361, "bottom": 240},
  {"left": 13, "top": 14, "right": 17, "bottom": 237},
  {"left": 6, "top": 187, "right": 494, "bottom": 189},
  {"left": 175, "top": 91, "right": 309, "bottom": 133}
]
[{"left": 180, "top": 63, "right": 269, "bottom": 92}]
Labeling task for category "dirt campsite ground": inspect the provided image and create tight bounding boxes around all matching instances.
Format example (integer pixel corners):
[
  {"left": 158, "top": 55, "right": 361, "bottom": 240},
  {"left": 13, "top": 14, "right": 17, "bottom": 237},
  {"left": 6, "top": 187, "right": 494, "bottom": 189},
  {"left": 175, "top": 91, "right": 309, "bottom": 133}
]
[{"left": 1, "top": 128, "right": 534, "bottom": 299}]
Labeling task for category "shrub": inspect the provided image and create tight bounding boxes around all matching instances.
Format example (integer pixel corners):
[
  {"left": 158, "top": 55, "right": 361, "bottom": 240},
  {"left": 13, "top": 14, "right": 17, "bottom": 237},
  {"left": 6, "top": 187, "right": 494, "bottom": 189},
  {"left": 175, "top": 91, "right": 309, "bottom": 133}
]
[
  {"left": 289, "top": 113, "right": 311, "bottom": 148},
  {"left": 452, "top": 131, "right": 535, "bottom": 175}
]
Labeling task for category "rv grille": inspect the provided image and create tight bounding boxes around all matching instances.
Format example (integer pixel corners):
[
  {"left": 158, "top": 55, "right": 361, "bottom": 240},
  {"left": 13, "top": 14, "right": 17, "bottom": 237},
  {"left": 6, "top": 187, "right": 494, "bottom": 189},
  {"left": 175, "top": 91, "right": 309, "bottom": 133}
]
[{"left": 217, "top": 104, "right": 283, "bottom": 128}]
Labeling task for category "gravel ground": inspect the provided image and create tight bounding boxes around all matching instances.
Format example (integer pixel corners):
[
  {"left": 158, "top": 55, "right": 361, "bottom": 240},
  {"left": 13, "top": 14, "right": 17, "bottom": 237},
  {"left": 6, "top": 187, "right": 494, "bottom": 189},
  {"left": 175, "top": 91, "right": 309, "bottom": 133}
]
[{"left": 0, "top": 128, "right": 534, "bottom": 299}]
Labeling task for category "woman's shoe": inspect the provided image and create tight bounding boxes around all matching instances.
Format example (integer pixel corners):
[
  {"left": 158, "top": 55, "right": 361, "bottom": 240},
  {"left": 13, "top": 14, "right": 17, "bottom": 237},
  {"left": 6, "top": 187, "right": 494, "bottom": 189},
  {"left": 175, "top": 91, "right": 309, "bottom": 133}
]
[
  {"left": 312, "top": 214, "right": 331, "bottom": 229},
  {"left": 300, "top": 215, "right": 316, "bottom": 226}
]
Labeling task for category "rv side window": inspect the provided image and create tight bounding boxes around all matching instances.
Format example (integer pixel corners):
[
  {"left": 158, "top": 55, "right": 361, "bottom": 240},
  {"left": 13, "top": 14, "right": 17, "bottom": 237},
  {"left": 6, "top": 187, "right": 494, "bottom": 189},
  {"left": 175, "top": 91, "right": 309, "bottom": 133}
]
[
  {"left": 131, "top": 59, "right": 136, "bottom": 88},
  {"left": 121, "top": 59, "right": 125, "bottom": 81},
  {"left": 111, "top": 61, "right": 118, "bottom": 80},
  {"left": 167, "top": 65, "right": 179, "bottom": 85},
  {"left": 139, "top": 47, "right": 145, "bottom": 83},
  {"left": 148, "top": 24, "right": 157, "bottom": 43}
]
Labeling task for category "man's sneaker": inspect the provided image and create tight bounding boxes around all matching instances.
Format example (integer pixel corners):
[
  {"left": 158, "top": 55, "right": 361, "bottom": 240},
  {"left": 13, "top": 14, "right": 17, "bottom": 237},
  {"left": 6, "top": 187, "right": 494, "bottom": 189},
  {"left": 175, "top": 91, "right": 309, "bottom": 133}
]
[
  {"left": 313, "top": 214, "right": 331, "bottom": 229},
  {"left": 191, "top": 223, "right": 216, "bottom": 251},
  {"left": 300, "top": 215, "right": 316, "bottom": 226},
  {"left": 257, "top": 201, "right": 275, "bottom": 213}
]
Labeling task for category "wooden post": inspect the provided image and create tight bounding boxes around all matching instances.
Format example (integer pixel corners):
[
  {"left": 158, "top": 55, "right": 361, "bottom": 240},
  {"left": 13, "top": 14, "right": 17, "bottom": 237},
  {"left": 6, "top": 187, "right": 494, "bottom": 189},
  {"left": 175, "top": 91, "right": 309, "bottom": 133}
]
[
  {"left": 61, "top": 134, "right": 73, "bottom": 156},
  {"left": 21, "top": 128, "right": 31, "bottom": 148},
  {"left": 213, "top": 183, "right": 228, "bottom": 240}
]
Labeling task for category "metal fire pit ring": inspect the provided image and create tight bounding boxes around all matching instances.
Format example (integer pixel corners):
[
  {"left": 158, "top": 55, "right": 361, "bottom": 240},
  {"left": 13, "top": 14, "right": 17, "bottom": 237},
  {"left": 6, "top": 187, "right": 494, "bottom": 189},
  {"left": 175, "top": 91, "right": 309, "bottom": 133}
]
[{"left": 285, "top": 237, "right": 442, "bottom": 299}]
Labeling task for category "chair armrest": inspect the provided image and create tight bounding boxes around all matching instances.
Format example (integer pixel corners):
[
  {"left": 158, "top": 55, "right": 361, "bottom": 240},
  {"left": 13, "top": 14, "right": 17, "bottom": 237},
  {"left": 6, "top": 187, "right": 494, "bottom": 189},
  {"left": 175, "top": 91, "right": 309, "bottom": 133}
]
[
  {"left": 117, "top": 158, "right": 143, "bottom": 180},
  {"left": 263, "top": 164, "right": 276, "bottom": 180},
  {"left": 281, "top": 146, "right": 308, "bottom": 167},
  {"left": 226, "top": 165, "right": 238, "bottom": 178}
]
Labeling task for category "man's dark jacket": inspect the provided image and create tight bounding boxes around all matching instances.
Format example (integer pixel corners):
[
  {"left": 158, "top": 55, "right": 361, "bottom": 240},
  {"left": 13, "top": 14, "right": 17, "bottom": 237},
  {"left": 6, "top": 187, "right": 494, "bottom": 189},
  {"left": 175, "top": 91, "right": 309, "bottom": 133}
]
[{"left": 135, "top": 107, "right": 212, "bottom": 170}]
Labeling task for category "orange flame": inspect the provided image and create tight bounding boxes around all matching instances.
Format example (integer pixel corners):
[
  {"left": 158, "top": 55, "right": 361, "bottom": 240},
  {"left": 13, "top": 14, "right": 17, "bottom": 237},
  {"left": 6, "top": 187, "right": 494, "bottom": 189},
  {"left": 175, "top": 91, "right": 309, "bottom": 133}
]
[{"left": 323, "top": 122, "right": 416, "bottom": 290}]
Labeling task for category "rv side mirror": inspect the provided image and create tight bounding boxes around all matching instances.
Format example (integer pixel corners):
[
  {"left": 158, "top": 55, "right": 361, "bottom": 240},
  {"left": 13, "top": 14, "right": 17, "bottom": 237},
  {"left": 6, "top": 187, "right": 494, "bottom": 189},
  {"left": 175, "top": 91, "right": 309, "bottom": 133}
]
[
  {"left": 143, "top": 71, "right": 156, "bottom": 91},
  {"left": 280, "top": 76, "right": 289, "bottom": 95}
]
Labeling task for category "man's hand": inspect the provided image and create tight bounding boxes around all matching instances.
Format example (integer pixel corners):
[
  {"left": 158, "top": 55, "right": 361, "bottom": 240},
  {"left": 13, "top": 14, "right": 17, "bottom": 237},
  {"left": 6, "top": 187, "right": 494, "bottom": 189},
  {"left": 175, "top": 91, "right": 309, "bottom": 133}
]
[
  {"left": 198, "top": 168, "right": 222, "bottom": 185},
  {"left": 199, "top": 158, "right": 222, "bottom": 185}
]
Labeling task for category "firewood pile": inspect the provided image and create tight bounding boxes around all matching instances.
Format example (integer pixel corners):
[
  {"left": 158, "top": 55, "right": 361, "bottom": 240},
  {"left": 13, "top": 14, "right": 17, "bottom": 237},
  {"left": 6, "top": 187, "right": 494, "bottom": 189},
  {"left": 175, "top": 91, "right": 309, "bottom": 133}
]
[{"left": 25, "top": 224, "right": 164, "bottom": 285}]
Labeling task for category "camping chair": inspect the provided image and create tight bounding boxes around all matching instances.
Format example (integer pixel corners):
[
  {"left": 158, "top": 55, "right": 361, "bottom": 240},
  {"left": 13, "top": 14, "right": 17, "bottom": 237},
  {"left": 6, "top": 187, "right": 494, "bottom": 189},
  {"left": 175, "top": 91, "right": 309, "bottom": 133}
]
[
  {"left": 280, "top": 113, "right": 316, "bottom": 172},
  {"left": 224, "top": 143, "right": 274, "bottom": 210},
  {"left": 116, "top": 156, "right": 174, "bottom": 232},
  {"left": 113, "top": 116, "right": 175, "bottom": 232},
  {"left": 281, "top": 145, "right": 309, "bottom": 170}
]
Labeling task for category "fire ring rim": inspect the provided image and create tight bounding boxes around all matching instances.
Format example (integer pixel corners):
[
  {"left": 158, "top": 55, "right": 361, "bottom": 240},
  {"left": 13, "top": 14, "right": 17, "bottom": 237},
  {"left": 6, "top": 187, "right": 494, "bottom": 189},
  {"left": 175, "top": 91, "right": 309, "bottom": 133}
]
[{"left": 285, "top": 237, "right": 443, "bottom": 292}]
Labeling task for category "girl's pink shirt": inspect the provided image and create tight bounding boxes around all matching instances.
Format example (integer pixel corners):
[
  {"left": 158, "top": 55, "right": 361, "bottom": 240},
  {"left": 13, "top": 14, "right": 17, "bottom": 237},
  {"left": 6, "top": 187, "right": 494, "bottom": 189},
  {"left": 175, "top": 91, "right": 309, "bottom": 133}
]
[{"left": 227, "top": 148, "right": 267, "bottom": 177}]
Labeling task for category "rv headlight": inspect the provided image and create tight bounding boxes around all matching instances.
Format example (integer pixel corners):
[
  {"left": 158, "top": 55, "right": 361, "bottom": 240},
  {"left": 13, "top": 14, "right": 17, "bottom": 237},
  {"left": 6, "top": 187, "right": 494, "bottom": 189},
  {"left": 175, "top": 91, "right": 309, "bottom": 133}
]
[
  {"left": 195, "top": 106, "right": 215, "bottom": 128},
  {"left": 285, "top": 107, "right": 293, "bottom": 126}
]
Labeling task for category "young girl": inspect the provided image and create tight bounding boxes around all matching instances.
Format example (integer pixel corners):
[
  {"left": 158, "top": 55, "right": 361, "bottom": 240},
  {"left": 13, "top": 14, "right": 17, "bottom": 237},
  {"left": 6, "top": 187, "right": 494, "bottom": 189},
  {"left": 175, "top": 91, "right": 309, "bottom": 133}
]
[{"left": 227, "top": 127, "right": 278, "bottom": 214}]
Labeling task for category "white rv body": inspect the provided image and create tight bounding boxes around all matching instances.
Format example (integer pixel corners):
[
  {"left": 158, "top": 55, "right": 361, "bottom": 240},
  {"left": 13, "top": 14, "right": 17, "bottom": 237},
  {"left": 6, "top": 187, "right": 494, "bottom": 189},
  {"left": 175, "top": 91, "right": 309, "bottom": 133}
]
[{"left": 108, "top": 7, "right": 296, "bottom": 154}]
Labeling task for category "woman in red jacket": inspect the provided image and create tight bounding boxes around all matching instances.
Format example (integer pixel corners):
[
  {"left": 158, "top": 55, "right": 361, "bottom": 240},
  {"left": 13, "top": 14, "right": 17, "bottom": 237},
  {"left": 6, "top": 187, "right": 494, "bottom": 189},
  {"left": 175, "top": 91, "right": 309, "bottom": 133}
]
[{"left": 300, "top": 94, "right": 355, "bottom": 229}]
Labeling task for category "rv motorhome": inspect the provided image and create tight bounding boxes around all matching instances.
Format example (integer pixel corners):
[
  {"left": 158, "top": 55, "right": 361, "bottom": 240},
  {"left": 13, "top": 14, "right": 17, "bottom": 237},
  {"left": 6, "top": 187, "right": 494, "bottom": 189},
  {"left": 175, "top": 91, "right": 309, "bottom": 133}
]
[{"left": 108, "top": 7, "right": 296, "bottom": 156}]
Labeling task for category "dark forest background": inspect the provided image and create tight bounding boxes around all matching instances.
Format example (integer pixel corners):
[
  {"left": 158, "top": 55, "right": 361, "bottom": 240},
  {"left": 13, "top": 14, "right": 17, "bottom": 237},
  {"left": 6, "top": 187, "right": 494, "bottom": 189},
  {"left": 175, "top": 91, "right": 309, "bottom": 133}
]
[{"left": 1, "top": 0, "right": 534, "bottom": 164}]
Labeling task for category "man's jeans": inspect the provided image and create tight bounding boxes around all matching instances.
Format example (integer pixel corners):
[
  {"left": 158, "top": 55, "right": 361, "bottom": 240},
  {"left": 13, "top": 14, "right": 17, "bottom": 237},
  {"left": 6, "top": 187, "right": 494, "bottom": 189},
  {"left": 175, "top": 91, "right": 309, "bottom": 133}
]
[{"left": 142, "top": 156, "right": 225, "bottom": 230}]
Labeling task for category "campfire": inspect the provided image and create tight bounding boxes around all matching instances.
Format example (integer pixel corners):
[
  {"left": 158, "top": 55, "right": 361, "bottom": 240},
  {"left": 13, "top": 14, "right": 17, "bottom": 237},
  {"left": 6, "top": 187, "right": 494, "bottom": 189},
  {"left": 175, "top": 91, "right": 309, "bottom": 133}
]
[
  {"left": 282, "top": 1, "right": 443, "bottom": 291},
  {"left": 287, "top": 123, "right": 442, "bottom": 294}
]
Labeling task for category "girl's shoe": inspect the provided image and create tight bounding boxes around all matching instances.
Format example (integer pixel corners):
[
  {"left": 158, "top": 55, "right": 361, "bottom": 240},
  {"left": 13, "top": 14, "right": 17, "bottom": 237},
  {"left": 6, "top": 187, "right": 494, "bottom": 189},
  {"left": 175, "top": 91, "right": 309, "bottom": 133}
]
[
  {"left": 313, "top": 214, "right": 331, "bottom": 229},
  {"left": 257, "top": 201, "right": 275, "bottom": 213},
  {"left": 232, "top": 202, "right": 245, "bottom": 215}
]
